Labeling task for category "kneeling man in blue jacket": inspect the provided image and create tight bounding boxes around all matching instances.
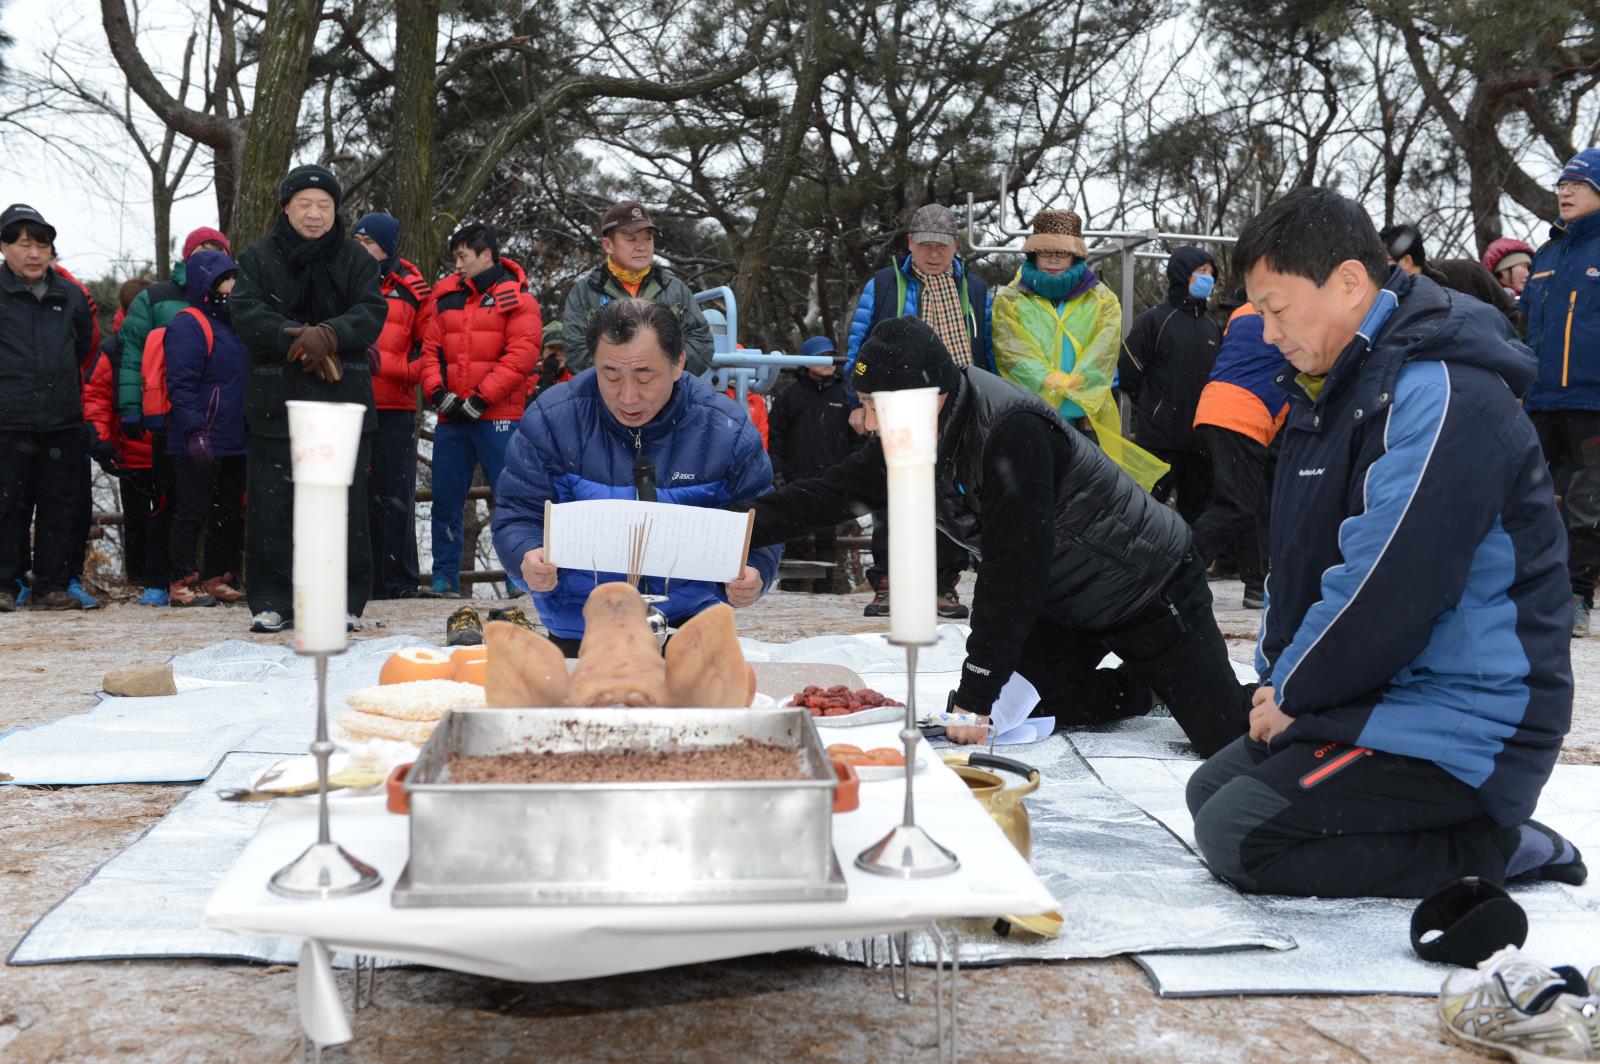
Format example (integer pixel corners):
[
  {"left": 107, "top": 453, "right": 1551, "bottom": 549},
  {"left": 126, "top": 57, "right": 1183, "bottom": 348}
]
[
  {"left": 492, "top": 298, "right": 778, "bottom": 653},
  {"left": 1187, "top": 187, "right": 1586, "bottom": 899}
]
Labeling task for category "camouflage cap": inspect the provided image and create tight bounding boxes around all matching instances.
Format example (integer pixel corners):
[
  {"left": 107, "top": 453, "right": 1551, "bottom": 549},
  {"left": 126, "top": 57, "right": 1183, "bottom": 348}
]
[{"left": 908, "top": 204, "right": 959, "bottom": 246}]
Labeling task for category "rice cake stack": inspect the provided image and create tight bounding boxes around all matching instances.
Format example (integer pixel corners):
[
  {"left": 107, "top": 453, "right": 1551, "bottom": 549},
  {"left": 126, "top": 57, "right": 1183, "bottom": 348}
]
[{"left": 338, "top": 680, "right": 486, "bottom": 745}]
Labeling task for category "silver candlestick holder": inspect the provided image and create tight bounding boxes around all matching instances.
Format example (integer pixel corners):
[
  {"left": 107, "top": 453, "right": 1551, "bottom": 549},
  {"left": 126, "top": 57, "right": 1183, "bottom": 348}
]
[
  {"left": 856, "top": 643, "right": 960, "bottom": 878},
  {"left": 269, "top": 654, "right": 382, "bottom": 899}
]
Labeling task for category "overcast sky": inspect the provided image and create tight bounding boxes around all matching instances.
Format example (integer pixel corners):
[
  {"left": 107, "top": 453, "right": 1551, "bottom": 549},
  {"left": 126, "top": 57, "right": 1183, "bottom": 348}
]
[{"left": 4, "top": 0, "right": 241, "bottom": 279}]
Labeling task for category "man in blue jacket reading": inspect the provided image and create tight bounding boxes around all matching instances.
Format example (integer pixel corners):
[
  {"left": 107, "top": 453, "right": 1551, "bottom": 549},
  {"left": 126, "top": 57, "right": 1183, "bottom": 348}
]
[
  {"left": 492, "top": 298, "right": 778, "bottom": 653},
  {"left": 1186, "top": 187, "right": 1584, "bottom": 899}
]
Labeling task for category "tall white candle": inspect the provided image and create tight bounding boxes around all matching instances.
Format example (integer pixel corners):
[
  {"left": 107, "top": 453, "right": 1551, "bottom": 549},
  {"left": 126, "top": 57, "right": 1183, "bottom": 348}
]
[
  {"left": 286, "top": 401, "right": 367, "bottom": 655},
  {"left": 873, "top": 387, "right": 940, "bottom": 646}
]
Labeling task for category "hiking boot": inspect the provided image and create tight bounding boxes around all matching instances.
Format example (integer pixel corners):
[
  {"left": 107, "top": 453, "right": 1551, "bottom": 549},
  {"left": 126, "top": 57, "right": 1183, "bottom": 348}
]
[
  {"left": 446, "top": 605, "right": 484, "bottom": 646},
  {"left": 66, "top": 577, "right": 102, "bottom": 609},
  {"left": 419, "top": 575, "right": 459, "bottom": 599},
  {"left": 30, "top": 590, "right": 84, "bottom": 611},
  {"left": 1573, "top": 596, "right": 1590, "bottom": 639},
  {"left": 1438, "top": 946, "right": 1600, "bottom": 1062},
  {"left": 169, "top": 573, "right": 218, "bottom": 607},
  {"left": 1242, "top": 585, "right": 1266, "bottom": 609},
  {"left": 487, "top": 606, "right": 537, "bottom": 632},
  {"left": 138, "top": 587, "right": 169, "bottom": 607},
  {"left": 201, "top": 572, "right": 245, "bottom": 604},
  {"left": 937, "top": 588, "right": 969, "bottom": 620},
  {"left": 250, "top": 610, "right": 291, "bottom": 633},
  {"left": 0, "top": 590, "right": 14, "bottom": 612},
  {"left": 863, "top": 579, "right": 890, "bottom": 618}
]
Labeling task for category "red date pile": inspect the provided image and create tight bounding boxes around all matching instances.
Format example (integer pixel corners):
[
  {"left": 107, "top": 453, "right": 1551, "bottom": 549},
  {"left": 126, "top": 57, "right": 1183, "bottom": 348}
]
[{"left": 788, "top": 685, "right": 903, "bottom": 718}]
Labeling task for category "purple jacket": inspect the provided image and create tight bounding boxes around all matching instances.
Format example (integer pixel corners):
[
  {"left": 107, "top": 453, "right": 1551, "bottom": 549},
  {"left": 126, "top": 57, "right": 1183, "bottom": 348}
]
[{"left": 165, "top": 249, "right": 248, "bottom": 456}]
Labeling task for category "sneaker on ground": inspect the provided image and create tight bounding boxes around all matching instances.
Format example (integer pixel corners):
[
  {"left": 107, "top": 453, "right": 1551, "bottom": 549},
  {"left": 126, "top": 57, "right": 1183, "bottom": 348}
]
[
  {"left": 201, "top": 572, "right": 245, "bottom": 604},
  {"left": 1242, "top": 586, "right": 1266, "bottom": 609},
  {"left": 937, "top": 589, "right": 969, "bottom": 620},
  {"left": 487, "top": 606, "right": 537, "bottom": 632},
  {"left": 30, "top": 590, "right": 84, "bottom": 611},
  {"left": 427, "top": 576, "right": 460, "bottom": 599},
  {"left": 1438, "top": 945, "right": 1600, "bottom": 1062},
  {"left": 66, "top": 577, "right": 102, "bottom": 609},
  {"left": 863, "top": 579, "right": 890, "bottom": 618},
  {"left": 138, "top": 587, "right": 169, "bottom": 607},
  {"left": 1573, "top": 596, "right": 1590, "bottom": 640},
  {"left": 250, "top": 610, "right": 291, "bottom": 633},
  {"left": 446, "top": 605, "right": 484, "bottom": 647},
  {"left": 169, "top": 573, "right": 217, "bottom": 608}
]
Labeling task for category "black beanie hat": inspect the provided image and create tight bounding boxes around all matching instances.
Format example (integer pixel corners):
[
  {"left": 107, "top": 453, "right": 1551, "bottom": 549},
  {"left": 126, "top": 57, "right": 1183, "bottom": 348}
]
[
  {"left": 279, "top": 164, "right": 343, "bottom": 209},
  {"left": 853, "top": 316, "right": 962, "bottom": 395}
]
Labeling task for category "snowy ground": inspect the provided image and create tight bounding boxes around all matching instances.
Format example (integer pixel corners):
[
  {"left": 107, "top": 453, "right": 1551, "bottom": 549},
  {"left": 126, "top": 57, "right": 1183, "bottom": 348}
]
[{"left": 2, "top": 577, "right": 1596, "bottom": 1061}]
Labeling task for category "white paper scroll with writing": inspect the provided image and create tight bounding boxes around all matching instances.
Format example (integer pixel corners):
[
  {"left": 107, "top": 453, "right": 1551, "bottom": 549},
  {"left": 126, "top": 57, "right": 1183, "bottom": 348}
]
[{"left": 543, "top": 499, "right": 755, "bottom": 583}]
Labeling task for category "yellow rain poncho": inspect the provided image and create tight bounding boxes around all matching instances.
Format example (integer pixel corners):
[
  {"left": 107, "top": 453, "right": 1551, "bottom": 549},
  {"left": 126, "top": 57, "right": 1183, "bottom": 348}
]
[{"left": 992, "top": 272, "right": 1169, "bottom": 492}]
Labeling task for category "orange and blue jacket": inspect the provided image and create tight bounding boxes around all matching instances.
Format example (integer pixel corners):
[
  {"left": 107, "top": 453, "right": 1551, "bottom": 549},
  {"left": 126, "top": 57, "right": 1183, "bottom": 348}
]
[
  {"left": 1192, "top": 303, "right": 1288, "bottom": 446},
  {"left": 1521, "top": 211, "right": 1600, "bottom": 412}
]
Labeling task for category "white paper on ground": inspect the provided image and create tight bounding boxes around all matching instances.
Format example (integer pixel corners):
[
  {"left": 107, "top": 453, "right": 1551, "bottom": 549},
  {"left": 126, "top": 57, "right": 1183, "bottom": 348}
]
[
  {"left": 987, "top": 672, "right": 1041, "bottom": 735},
  {"left": 992, "top": 717, "right": 1054, "bottom": 745}
]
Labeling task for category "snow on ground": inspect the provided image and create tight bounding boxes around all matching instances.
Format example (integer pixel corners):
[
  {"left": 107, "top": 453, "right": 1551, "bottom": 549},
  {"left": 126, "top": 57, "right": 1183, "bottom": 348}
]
[{"left": 1, "top": 576, "right": 1590, "bottom": 1060}]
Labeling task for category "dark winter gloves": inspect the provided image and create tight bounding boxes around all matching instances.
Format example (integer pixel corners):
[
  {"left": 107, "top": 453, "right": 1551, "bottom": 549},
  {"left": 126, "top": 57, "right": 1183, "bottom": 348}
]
[
  {"left": 90, "top": 438, "right": 121, "bottom": 476},
  {"left": 284, "top": 323, "right": 343, "bottom": 383},
  {"left": 186, "top": 430, "right": 214, "bottom": 469},
  {"left": 121, "top": 413, "right": 146, "bottom": 440},
  {"left": 430, "top": 389, "right": 487, "bottom": 423},
  {"left": 431, "top": 388, "right": 463, "bottom": 420}
]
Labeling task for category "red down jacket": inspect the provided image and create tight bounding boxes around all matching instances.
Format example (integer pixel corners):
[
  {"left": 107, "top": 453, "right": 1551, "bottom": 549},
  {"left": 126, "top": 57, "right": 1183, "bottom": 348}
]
[
  {"left": 84, "top": 336, "right": 153, "bottom": 470},
  {"left": 372, "top": 259, "right": 434, "bottom": 411},
  {"left": 419, "top": 256, "right": 542, "bottom": 420}
]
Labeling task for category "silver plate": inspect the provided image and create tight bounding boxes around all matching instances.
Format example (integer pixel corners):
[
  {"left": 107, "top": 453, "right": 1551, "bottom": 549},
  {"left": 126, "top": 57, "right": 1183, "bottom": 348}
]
[{"left": 395, "top": 706, "right": 845, "bottom": 907}]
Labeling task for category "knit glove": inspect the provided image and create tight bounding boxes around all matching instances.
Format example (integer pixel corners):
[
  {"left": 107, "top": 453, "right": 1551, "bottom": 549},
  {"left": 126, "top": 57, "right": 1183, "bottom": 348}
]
[
  {"left": 120, "top": 413, "right": 147, "bottom": 440},
  {"left": 431, "top": 388, "right": 464, "bottom": 421},
  {"left": 460, "top": 394, "right": 489, "bottom": 421},
  {"left": 284, "top": 323, "right": 343, "bottom": 383},
  {"left": 186, "top": 430, "right": 214, "bottom": 469}
]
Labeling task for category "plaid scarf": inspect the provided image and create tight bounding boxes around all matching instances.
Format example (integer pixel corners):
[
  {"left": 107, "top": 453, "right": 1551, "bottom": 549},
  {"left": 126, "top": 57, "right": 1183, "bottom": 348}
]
[{"left": 913, "top": 265, "right": 972, "bottom": 366}]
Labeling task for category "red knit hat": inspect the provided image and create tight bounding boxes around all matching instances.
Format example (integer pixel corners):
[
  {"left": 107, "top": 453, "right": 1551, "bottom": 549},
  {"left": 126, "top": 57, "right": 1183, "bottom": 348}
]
[
  {"left": 182, "top": 226, "right": 231, "bottom": 260},
  {"left": 1482, "top": 237, "right": 1534, "bottom": 278}
]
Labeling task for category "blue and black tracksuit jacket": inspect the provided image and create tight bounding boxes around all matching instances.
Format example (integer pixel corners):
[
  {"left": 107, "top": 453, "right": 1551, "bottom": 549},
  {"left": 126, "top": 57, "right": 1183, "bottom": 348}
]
[{"left": 1258, "top": 268, "right": 1572, "bottom": 827}]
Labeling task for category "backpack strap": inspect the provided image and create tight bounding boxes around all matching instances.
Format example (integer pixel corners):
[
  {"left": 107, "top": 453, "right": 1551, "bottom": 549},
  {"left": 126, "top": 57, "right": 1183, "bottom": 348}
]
[{"left": 177, "top": 306, "right": 214, "bottom": 355}]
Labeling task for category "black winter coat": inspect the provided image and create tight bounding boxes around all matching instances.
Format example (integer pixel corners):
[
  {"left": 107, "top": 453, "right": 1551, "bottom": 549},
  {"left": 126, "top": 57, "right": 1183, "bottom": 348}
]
[
  {"left": 746, "top": 367, "right": 1192, "bottom": 712},
  {"left": 0, "top": 265, "right": 96, "bottom": 433},
  {"left": 231, "top": 229, "right": 387, "bottom": 437},
  {"left": 1118, "top": 246, "right": 1221, "bottom": 452},
  {"left": 767, "top": 371, "right": 861, "bottom": 483}
]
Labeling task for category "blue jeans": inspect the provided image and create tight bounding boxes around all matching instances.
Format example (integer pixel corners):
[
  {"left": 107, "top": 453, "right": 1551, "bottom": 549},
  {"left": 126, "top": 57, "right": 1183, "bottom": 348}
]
[{"left": 430, "top": 419, "right": 514, "bottom": 586}]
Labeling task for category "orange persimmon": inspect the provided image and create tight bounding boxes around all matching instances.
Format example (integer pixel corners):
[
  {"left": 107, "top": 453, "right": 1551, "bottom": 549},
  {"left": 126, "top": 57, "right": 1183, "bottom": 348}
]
[{"left": 379, "top": 647, "right": 456, "bottom": 685}]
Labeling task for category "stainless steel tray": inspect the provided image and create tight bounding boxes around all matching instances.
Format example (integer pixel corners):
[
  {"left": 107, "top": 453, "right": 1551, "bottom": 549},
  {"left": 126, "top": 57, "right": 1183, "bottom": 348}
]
[{"left": 392, "top": 707, "right": 846, "bottom": 907}]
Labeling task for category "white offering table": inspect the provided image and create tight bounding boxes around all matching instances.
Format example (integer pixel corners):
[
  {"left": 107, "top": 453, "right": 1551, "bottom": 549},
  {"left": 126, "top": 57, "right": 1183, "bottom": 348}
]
[{"left": 203, "top": 723, "right": 1055, "bottom": 1057}]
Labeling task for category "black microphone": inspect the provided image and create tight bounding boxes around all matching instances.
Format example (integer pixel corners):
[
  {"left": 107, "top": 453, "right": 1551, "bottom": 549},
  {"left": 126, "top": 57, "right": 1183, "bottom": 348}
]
[{"left": 633, "top": 457, "right": 657, "bottom": 502}]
